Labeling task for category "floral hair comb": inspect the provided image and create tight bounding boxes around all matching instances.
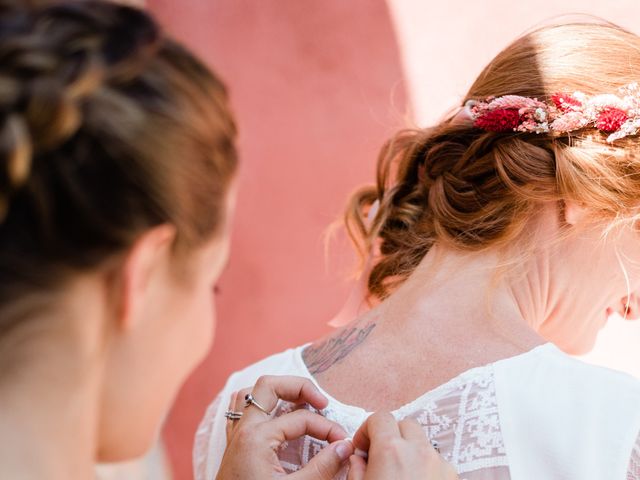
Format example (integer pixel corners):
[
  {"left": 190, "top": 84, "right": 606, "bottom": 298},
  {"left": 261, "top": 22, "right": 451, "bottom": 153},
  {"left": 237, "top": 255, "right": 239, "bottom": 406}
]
[{"left": 460, "top": 82, "right": 640, "bottom": 143}]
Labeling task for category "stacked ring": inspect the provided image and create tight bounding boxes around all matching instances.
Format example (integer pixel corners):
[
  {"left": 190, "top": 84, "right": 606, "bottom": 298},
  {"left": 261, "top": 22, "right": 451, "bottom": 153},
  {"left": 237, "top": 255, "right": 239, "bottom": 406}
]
[{"left": 224, "top": 410, "right": 243, "bottom": 421}]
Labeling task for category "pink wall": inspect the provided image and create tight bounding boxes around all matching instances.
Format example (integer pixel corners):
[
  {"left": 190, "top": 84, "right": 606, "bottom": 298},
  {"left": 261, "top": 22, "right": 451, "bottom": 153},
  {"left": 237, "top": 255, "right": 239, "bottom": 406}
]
[
  {"left": 148, "top": 2, "right": 640, "bottom": 478},
  {"left": 147, "top": 1, "right": 407, "bottom": 478}
]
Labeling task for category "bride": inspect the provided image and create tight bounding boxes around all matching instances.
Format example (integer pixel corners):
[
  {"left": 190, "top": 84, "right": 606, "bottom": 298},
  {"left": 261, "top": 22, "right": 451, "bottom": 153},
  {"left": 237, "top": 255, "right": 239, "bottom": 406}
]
[{"left": 196, "top": 21, "right": 640, "bottom": 479}]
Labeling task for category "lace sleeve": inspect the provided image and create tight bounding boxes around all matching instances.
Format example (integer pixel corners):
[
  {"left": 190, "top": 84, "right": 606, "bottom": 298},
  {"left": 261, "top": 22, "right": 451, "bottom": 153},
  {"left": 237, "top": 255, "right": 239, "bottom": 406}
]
[
  {"left": 628, "top": 431, "right": 640, "bottom": 480},
  {"left": 193, "top": 395, "right": 222, "bottom": 480}
]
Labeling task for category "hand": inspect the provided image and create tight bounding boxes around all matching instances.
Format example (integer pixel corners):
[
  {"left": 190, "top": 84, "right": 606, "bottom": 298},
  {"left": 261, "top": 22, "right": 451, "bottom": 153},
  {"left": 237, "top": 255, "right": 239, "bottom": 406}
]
[
  {"left": 347, "top": 412, "right": 459, "bottom": 480},
  {"left": 216, "top": 375, "right": 354, "bottom": 480}
]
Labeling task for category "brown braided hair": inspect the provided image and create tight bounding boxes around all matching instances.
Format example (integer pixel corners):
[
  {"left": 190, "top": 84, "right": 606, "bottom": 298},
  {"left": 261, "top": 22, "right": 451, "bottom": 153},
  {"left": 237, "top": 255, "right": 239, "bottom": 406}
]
[
  {"left": 346, "top": 22, "right": 640, "bottom": 300},
  {"left": 0, "top": 0, "right": 237, "bottom": 333}
]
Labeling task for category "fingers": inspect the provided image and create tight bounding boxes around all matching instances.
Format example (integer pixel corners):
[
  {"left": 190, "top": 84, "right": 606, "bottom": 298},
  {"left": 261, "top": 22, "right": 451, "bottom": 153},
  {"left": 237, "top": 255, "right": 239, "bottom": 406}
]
[
  {"left": 225, "top": 387, "right": 252, "bottom": 441},
  {"left": 225, "top": 390, "right": 239, "bottom": 442},
  {"left": 291, "top": 440, "right": 353, "bottom": 480},
  {"left": 230, "top": 409, "right": 348, "bottom": 466},
  {"left": 234, "top": 387, "right": 252, "bottom": 413},
  {"left": 351, "top": 411, "right": 399, "bottom": 452},
  {"left": 346, "top": 455, "right": 366, "bottom": 480},
  {"left": 397, "top": 417, "right": 426, "bottom": 442},
  {"left": 349, "top": 414, "right": 458, "bottom": 480},
  {"left": 242, "top": 375, "right": 328, "bottom": 424},
  {"left": 397, "top": 418, "right": 441, "bottom": 464},
  {"left": 443, "top": 460, "right": 460, "bottom": 479},
  {"left": 263, "top": 409, "right": 347, "bottom": 445}
]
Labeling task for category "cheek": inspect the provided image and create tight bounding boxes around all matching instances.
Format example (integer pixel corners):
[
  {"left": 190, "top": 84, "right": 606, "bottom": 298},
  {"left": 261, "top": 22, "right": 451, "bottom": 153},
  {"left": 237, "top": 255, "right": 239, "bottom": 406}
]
[
  {"left": 617, "top": 232, "right": 640, "bottom": 285},
  {"left": 196, "top": 290, "right": 217, "bottom": 352},
  {"left": 97, "top": 275, "right": 219, "bottom": 461},
  {"left": 627, "top": 263, "right": 640, "bottom": 293},
  {"left": 182, "top": 286, "right": 217, "bottom": 365}
]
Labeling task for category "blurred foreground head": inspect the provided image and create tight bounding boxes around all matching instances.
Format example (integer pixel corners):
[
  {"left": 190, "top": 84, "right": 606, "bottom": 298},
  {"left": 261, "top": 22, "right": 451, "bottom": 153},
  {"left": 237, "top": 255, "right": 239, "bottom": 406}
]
[{"left": 0, "top": 0, "right": 237, "bottom": 460}]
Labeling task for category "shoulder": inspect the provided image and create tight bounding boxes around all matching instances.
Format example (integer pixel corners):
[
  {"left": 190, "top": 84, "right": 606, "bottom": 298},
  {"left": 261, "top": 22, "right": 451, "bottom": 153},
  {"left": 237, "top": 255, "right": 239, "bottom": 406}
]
[
  {"left": 219, "top": 344, "right": 311, "bottom": 397},
  {"left": 494, "top": 343, "right": 640, "bottom": 478},
  {"left": 495, "top": 342, "right": 640, "bottom": 401}
]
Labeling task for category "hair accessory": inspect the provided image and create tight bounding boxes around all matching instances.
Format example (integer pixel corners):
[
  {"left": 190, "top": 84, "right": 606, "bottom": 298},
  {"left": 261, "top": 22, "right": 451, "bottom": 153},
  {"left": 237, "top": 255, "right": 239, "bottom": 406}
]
[{"left": 465, "top": 83, "right": 640, "bottom": 142}]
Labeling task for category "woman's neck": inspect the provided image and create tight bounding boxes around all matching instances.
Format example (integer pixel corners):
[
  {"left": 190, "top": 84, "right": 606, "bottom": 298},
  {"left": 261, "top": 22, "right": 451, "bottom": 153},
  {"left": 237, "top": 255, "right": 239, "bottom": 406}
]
[
  {"left": 0, "top": 374, "right": 98, "bottom": 479},
  {"left": 0, "top": 346, "right": 101, "bottom": 480},
  {"left": 302, "top": 244, "right": 552, "bottom": 411},
  {"left": 376, "top": 244, "right": 550, "bottom": 357},
  {"left": 0, "top": 284, "right": 107, "bottom": 479}
]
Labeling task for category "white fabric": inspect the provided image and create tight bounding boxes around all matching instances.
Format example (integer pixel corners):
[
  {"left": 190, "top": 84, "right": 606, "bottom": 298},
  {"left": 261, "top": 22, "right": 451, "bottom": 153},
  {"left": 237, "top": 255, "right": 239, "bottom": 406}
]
[{"left": 194, "top": 343, "right": 640, "bottom": 480}]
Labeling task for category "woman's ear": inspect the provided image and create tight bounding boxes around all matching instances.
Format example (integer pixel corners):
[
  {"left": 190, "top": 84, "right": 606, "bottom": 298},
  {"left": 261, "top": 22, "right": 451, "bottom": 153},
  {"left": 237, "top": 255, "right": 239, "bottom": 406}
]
[
  {"left": 618, "top": 293, "right": 640, "bottom": 321},
  {"left": 562, "top": 200, "right": 589, "bottom": 226},
  {"left": 115, "top": 224, "right": 177, "bottom": 331}
]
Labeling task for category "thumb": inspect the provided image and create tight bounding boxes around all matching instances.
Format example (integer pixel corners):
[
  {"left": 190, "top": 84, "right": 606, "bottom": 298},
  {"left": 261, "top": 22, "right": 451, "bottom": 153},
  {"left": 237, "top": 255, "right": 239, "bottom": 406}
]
[
  {"left": 291, "top": 440, "right": 353, "bottom": 480},
  {"left": 346, "top": 455, "right": 366, "bottom": 480}
]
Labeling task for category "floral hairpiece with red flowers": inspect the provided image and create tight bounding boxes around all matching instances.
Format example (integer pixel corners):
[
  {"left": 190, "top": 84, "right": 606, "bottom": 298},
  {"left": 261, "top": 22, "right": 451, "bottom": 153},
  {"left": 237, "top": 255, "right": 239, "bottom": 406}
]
[{"left": 465, "top": 82, "right": 640, "bottom": 143}]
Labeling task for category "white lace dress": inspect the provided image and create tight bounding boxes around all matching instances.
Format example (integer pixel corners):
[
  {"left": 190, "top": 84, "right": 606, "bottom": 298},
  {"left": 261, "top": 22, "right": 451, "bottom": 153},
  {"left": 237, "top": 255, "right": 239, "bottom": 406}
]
[{"left": 194, "top": 343, "right": 640, "bottom": 480}]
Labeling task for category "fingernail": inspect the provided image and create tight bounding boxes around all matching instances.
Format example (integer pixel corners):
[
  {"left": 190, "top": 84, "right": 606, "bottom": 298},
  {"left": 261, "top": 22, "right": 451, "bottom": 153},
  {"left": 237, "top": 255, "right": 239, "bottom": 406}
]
[
  {"left": 354, "top": 448, "right": 368, "bottom": 459},
  {"left": 333, "top": 441, "right": 353, "bottom": 461}
]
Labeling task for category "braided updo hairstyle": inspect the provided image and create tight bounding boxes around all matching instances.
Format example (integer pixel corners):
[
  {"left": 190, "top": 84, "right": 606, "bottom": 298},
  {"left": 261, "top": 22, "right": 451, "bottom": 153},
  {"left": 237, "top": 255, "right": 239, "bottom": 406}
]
[
  {"left": 0, "top": 1, "right": 237, "bottom": 333},
  {"left": 346, "top": 22, "right": 640, "bottom": 300}
]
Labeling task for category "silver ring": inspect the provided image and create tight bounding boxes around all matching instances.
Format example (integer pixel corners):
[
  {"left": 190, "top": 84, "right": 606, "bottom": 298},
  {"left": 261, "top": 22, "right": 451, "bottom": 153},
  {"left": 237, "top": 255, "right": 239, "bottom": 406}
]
[
  {"left": 224, "top": 410, "right": 243, "bottom": 421},
  {"left": 244, "top": 393, "right": 271, "bottom": 415}
]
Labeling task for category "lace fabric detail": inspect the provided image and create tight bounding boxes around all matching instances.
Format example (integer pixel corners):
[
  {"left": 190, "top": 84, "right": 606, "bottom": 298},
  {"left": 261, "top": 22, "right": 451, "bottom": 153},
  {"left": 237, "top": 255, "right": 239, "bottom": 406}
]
[
  {"left": 628, "top": 432, "right": 640, "bottom": 480},
  {"left": 195, "top": 344, "right": 640, "bottom": 480},
  {"left": 411, "top": 368, "right": 507, "bottom": 473},
  {"left": 271, "top": 366, "right": 510, "bottom": 479}
]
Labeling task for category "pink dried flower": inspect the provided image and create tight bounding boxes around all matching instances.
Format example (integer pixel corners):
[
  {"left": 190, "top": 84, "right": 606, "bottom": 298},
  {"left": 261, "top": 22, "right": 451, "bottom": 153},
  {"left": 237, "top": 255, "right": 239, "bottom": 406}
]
[
  {"left": 595, "top": 107, "right": 628, "bottom": 132},
  {"left": 465, "top": 84, "right": 640, "bottom": 141},
  {"left": 474, "top": 109, "right": 520, "bottom": 132},
  {"left": 550, "top": 112, "right": 585, "bottom": 132},
  {"left": 551, "top": 93, "right": 582, "bottom": 111},
  {"left": 488, "top": 95, "right": 545, "bottom": 111}
]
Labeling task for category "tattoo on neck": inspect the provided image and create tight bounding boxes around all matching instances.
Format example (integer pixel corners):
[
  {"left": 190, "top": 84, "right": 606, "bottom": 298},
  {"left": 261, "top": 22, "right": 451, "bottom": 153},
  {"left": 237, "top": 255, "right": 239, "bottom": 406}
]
[{"left": 302, "top": 323, "right": 376, "bottom": 375}]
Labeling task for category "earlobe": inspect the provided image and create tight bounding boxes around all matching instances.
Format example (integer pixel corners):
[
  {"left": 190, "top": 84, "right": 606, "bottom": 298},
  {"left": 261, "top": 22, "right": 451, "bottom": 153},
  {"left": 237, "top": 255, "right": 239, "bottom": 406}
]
[
  {"left": 620, "top": 294, "right": 640, "bottom": 321},
  {"left": 116, "top": 224, "right": 177, "bottom": 331},
  {"left": 562, "top": 200, "right": 589, "bottom": 226}
]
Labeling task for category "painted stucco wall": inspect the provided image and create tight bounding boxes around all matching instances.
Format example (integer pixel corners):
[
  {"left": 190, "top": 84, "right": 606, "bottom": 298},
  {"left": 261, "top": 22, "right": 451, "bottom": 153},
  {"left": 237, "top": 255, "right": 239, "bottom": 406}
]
[
  {"left": 147, "top": 2, "right": 640, "bottom": 478},
  {"left": 147, "top": 1, "right": 407, "bottom": 477}
]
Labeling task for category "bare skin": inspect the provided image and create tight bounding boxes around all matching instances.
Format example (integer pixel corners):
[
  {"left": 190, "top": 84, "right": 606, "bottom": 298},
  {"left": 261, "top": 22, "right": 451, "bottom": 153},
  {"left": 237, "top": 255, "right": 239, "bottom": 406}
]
[
  {"left": 302, "top": 202, "right": 640, "bottom": 412},
  {"left": 302, "top": 259, "right": 544, "bottom": 412}
]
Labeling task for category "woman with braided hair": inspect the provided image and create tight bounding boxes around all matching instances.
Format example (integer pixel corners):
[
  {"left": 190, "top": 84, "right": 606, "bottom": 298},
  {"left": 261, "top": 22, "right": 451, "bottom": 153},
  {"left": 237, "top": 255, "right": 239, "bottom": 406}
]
[
  {"left": 198, "top": 20, "right": 640, "bottom": 480},
  {"left": 0, "top": 1, "right": 458, "bottom": 479}
]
